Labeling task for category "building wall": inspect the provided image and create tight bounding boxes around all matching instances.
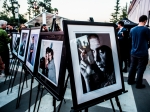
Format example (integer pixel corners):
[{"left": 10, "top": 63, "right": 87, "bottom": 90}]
[{"left": 128, "top": 0, "right": 150, "bottom": 24}]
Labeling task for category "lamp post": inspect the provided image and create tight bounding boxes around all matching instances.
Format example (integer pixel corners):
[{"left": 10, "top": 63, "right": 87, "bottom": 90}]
[{"left": 13, "top": 0, "right": 19, "bottom": 26}]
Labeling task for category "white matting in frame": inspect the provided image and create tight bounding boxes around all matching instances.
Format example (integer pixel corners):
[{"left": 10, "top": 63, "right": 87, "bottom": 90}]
[
  {"left": 18, "top": 30, "right": 30, "bottom": 62},
  {"left": 68, "top": 25, "right": 122, "bottom": 104},
  {"left": 26, "top": 29, "right": 40, "bottom": 72},
  {"left": 38, "top": 40, "right": 63, "bottom": 86}
]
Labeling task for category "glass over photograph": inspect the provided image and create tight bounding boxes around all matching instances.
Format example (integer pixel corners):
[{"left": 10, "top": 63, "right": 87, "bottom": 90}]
[
  {"left": 38, "top": 40, "right": 63, "bottom": 86},
  {"left": 76, "top": 33, "right": 116, "bottom": 93},
  {"left": 12, "top": 33, "right": 20, "bottom": 56},
  {"left": 26, "top": 28, "right": 40, "bottom": 72},
  {"left": 18, "top": 30, "right": 30, "bottom": 61}
]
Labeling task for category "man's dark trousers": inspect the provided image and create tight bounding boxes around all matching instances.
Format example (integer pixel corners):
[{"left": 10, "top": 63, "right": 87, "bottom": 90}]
[
  {"left": 0, "top": 49, "right": 10, "bottom": 76},
  {"left": 128, "top": 55, "right": 148, "bottom": 86}
]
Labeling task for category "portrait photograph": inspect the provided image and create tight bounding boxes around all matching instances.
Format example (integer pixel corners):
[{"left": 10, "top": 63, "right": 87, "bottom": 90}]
[
  {"left": 38, "top": 40, "right": 63, "bottom": 86},
  {"left": 26, "top": 29, "right": 40, "bottom": 72},
  {"left": 12, "top": 33, "right": 20, "bottom": 56},
  {"left": 18, "top": 29, "right": 30, "bottom": 62},
  {"left": 63, "top": 21, "right": 125, "bottom": 107}
]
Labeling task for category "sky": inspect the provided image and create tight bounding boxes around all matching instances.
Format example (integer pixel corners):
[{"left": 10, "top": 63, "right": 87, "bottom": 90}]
[{"left": 0, "top": 0, "right": 131, "bottom": 22}]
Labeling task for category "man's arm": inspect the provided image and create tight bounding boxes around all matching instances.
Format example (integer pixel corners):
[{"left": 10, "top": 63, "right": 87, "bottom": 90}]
[{"left": 3, "top": 30, "right": 11, "bottom": 43}]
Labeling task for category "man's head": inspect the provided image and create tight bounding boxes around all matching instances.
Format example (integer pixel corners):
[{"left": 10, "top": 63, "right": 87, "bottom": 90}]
[
  {"left": 35, "top": 22, "right": 40, "bottom": 27},
  {"left": 0, "top": 20, "right": 7, "bottom": 29},
  {"left": 96, "top": 46, "right": 114, "bottom": 72},
  {"left": 87, "top": 34, "right": 101, "bottom": 64},
  {"left": 117, "top": 21, "right": 124, "bottom": 29},
  {"left": 32, "top": 36, "right": 34, "bottom": 43},
  {"left": 46, "top": 47, "right": 54, "bottom": 61},
  {"left": 139, "top": 15, "right": 147, "bottom": 25}
]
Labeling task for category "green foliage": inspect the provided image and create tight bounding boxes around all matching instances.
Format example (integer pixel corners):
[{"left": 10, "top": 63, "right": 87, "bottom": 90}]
[
  {"left": 0, "top": 12, "right": 27, "bottom": 25},
  {"left": 110, "top": 0, "right": 121, "bottom": 23},
  {"left": 119, "top": 3, "right": 128, "bottom": 20}
]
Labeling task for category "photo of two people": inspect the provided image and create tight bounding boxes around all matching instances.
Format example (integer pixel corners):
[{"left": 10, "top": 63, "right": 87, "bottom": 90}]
[
  {"left": 38, "top": 40, "right": 63, "bottom": 86},
  {"left": 76, "top": 33, "right": 116, "bottom": 93}
]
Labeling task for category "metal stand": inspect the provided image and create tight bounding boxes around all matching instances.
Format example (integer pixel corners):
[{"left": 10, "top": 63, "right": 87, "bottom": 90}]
[
  {"left": 28, "top": 76, "right": 34, "bottom": 112},
  {"left": 53, "top": 97, "right": 56, "bottom": 112},
  {"left": 110, "top": 99, "right": 115, "bottom": 112},
  {"left": 4, "top": 57, "right": 15, "bottom": 84},
  {"left": 33, "top": 84, "right": 41, "bottom": 112},
  {"left": 16, "top": 70, "right": 28, "bottom": 108},
  {"left": 10, "top": 60, "right": 20, "bottom": 93},
  {"left": 57, "top": 74, "right": 69, "bottom": 112},
  {"left": 115, "top": 96, "right": 122, "bottom": 112},
  {"left": 7, "top": 58, "right": 18, "bottom": 94},
  {"left": 16, "top": 66, "right": 24, "bottom": 108},
  {"left": 36, "top": 86, "right": 44, "bottom": 112}
]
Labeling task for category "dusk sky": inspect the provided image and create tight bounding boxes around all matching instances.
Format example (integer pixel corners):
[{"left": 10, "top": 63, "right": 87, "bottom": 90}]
[{"left": 0, "top": 0, "right": 131, "bottom": 22}]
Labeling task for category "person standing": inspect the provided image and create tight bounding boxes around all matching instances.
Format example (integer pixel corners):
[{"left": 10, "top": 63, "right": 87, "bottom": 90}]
[
  {"left": 117, "top": 21, "right": 128, "bottom": 72},
  {"left": 0, "top": 20, "right": 11, "bottom": 76},
  {"left": 128, "top": 15, "right": 150, "bottom": 89}
]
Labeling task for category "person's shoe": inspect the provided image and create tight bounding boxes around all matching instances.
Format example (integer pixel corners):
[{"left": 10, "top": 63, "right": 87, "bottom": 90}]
[
  {"left": 136, "top": 84, "right": 146, "bottom": 89},
  {"left": 128, "top": 81, "right": 136, "bottom": 85}
]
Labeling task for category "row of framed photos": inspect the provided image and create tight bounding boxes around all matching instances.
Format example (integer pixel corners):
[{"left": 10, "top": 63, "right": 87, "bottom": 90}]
[{"left": 11, "top": 20, "right": 125, "bottom": 110}]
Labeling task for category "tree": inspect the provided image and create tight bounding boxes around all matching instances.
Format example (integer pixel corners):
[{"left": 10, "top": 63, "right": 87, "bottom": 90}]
[
  {"left": 2, "top": 0, "right": 20, "bottom": 19},
  {"left": 110, "top": 0, "right": 121, "bottom": 23},
  {"left": 119, "top": 3, "right": 128, "bottom": 20}
]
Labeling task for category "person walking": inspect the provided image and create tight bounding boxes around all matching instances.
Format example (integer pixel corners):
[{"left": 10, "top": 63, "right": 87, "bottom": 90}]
[
  {"left": 0, "top": 20, "right": 11, "bottom": 77},
  {"left": 127, "top": 15, "right": 150, "bottom": 89}
]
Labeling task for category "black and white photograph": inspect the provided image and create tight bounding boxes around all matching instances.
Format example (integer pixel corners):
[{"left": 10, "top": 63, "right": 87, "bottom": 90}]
[
  {"left": 76, "top": 33, "right": 116, "bottom": 94},
  {"left": 18, "top": 29, "right": 30, "bottom": 61},
  {"left": 12, "top": 33, "right": 20, "bottom": 56},
  {"left": 64, "top": 21, "right": 124, "bottom": 106},
  {"left": 38, "top": 40, "right": 63, "bottom": 86},
  {"left": 26, "top": 29, "right": 40, "bottom": 72}
]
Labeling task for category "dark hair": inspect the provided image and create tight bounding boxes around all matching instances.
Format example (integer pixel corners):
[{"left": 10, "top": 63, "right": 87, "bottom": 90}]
[
  {"left": 42, "top": 24, "right": 46, "bottom": 26},
  {"left": 139, "top": 15, "right": 147, "bottom": 22},
  {"left": 46, "top": 47, "right": 54, "bottom": 59},
  {"left": 87, "top": 34, "right": 99, "bottom": 46},
  {"left": 35, "top": 22, "right": 40, "bottom": 27},
  {"left": 118, "top": 21, "right": 124, "bottom": 26},
  {"left": 96, "top": 45, "right": 114, "bottom": 73}
]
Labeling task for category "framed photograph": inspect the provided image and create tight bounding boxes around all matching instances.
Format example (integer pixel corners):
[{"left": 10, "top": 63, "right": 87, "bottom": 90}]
[
  {"left": 63, "top": 20, "right": 125, "bottom": 110},
  {"left": 12, "top": 32, "right": 20, "bottom": 56},
  {"left": 25, "top": 28, "right": 41, "bottom": 73},
  {"left": 17, "top": 29, "right": 30, "bottom": 62},
  {"left": 35, "top": 32, "right": 66, "bottom": 100}
]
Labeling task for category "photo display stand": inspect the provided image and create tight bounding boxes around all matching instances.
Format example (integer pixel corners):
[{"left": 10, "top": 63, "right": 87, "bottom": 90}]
[
  {"left": 33, "top": 31, "right": 67, "bottom": 112},
  {"left": 63, "top": 20, "right": 127, "bottom": 112},
  {"left": 14, "top": 28, "right": 32, "bottom": 109},
  {"left": 6, "top": 32, "right": 21, "bottom": 94},
  {"left": 15, "top": 27, "right": 41, "bottom": 112}
]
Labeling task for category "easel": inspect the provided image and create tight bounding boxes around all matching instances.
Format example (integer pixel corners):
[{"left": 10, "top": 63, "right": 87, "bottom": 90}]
[
  {"left": 33, "top": 74, "right": 69, "bottom": 112},
  {"left": 16, "top": 67, "right": 34, "bottom": 112},
  {"left": 70, "top": 91, "right": 128, "bottom": 112}
]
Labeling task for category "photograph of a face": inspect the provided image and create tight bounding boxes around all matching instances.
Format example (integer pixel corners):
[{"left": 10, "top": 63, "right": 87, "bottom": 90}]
[
  {"left": 12, "top": 33, "right": 20, "bottom": 56},
  {"left": 18, "top": 30, "right": 30, "bottom": 61},
  {"left": 76, "top": 34, "right": 116, "bottom": 94},
  {"left": 38, "top": 40, "right": 63, "bottom": 86},
  {"left": 26, "top": 29, "right": 40, "bottom": 72},
  {"left": 67, "top": 24, "right": 123, "bottom": 105}
]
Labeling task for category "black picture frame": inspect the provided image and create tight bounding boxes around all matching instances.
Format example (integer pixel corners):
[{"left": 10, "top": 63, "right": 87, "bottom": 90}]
[
  {"left": 12, "top": 32, "right": 20, "bottom": 56},
  {"left": 25, "top": 27, "right": 41, "bottom": 74},
  {"left": 35, "top": 31, "right": 66, "bottom": 100},
  {"left": 63, "top": 20, "right": 125, "bottom": 110},
  {"left": 17, "top": 29, "right": 30, "bottom": 63}
]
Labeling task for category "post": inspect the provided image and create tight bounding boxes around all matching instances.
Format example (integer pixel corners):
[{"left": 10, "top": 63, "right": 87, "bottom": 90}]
[{"left": 42, "top": 11, "right": 46, "bottom": 25}]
